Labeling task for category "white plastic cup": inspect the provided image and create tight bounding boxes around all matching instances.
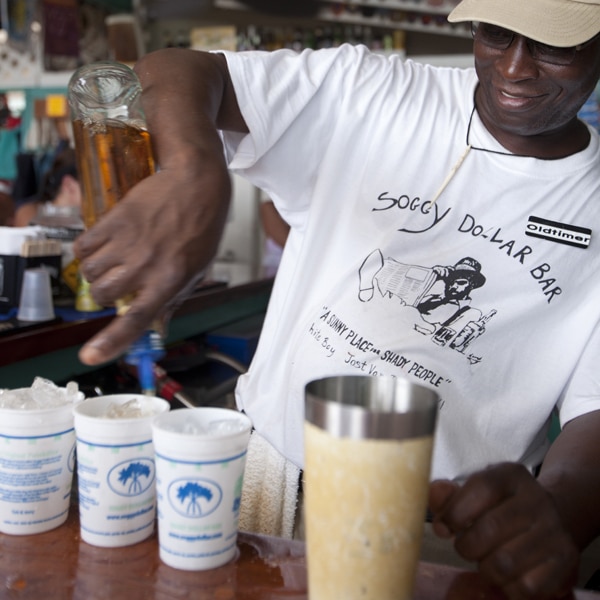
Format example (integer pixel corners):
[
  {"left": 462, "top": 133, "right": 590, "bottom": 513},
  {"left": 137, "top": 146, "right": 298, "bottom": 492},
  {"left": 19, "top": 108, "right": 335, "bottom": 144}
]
[
  {"left": 152, "top": 407, "right": 252, "bottom": 571},
  {"left": 0, "top": 397, "right": 80, "bottom": 535},
  {"left": 17, "top": 268, "right": 55, "bottom": 322},
  {"left": 73, "top": 394, "right": 170, "bottom": 547}
]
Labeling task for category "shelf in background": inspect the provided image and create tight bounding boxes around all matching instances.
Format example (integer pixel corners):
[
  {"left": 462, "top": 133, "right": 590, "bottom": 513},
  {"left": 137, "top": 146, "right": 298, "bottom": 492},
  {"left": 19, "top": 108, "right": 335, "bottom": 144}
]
[{"left": 214, "top": 0, "right": 470, "bottom": 38}]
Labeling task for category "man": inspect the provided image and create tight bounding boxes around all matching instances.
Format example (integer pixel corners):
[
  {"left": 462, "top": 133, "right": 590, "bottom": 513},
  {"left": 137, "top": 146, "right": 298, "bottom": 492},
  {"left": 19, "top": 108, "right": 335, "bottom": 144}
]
[
  {"left": 417, "top": 256, "right": 485, "bottom": 321},
  {"left": 74, "top": 0, "right": 600, "bottom": 597}
]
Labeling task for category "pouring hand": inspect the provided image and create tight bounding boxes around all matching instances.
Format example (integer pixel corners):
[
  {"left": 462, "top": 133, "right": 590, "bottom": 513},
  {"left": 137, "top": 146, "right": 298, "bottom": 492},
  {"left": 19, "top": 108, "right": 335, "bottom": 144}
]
[{"left": 74, "top": 156, "right": 231, "bottom": 366}]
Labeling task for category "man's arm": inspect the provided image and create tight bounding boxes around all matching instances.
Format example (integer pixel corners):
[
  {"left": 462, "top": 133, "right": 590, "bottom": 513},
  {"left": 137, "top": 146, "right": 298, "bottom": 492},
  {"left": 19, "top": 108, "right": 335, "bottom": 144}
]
[
  {"left": 429, "top": 410, "right": 600, "bottom": 599},
  {"left": 537, "top": 409, "right": 600, "bottom": 550},
  {"left": 74, "top": 49, "right": 246, "bottom": 366}
]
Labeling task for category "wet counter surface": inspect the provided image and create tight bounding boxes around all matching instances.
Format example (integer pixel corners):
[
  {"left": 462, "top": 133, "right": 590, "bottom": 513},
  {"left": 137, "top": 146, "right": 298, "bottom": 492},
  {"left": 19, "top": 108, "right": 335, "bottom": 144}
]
[{"left": 1, "top": 508, "right": 599, "bottom": 600}]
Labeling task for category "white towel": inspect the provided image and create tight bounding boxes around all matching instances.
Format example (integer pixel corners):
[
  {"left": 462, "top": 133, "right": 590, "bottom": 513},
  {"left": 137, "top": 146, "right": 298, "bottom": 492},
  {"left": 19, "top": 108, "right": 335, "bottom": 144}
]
[{"left": 239, "top": 430, "right": 300, "bottom": 539}]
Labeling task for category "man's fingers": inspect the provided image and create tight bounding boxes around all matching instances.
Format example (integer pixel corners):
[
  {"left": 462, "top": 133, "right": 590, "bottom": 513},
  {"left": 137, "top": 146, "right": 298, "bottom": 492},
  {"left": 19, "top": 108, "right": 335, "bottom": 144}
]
[
  {"left": 429, "top": 479, "right": 460, "bottom": 538},
  {"left": 429, "top": 479, "right": 459, "bottom": 511},
  {"left": 453, "top": 495, "right": 535, "bottom": 561},
  {"left": 432, "top": 464, "right": 535, "bottom": 537},
  {"left": 428, "top": 464, "right": 580, "bottom": 600},
  {"left": 78, "top": 287, "right": 171, "bottom": 366},
  {"left": 74, "top": 202, "right": 129, "bottom": 260},
  {"left": 484, "top": 547, "right": 578, "bottom": 600}
]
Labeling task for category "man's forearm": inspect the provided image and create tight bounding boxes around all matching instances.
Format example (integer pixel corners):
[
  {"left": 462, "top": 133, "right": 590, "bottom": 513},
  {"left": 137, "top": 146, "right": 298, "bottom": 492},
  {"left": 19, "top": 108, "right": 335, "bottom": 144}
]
[
  {"left": 537, "top": 410, "right": 600, "bottom": 549},
  {"left": 134, "top": 48, "right": 247, "bottom": 171}
]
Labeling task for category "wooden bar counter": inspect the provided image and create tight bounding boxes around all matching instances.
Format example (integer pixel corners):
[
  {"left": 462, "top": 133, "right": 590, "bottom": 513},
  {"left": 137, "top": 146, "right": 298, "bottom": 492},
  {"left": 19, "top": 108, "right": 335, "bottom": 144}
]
[{"left": 1, "top": 507, "right": 598, "bottom": 600}]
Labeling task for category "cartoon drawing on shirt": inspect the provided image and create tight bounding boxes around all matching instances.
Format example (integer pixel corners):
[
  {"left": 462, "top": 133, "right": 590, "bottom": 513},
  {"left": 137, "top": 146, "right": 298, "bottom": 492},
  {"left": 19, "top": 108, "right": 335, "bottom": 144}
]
[{"left": 358, "top": 250, "right": 497, "bottom": 364}]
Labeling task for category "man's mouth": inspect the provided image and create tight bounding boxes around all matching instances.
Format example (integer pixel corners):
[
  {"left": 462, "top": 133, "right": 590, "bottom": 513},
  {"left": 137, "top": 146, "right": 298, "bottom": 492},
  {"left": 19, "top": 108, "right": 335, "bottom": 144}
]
[{"left": 496, "top": 88, "right": 544, "bottom": 110}]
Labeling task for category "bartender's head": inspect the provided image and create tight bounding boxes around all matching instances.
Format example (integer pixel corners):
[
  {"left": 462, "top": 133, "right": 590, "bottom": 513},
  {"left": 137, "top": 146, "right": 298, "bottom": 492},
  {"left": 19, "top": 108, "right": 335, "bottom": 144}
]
[
  {"left": 448, "top": 0, "right": 600, "bottom": 144},
  {"left": 448, "top": 0, "right": 600, "bottom": 47},
  {"left": 449, "top": 0, "right": 600, "bottom": 48}
]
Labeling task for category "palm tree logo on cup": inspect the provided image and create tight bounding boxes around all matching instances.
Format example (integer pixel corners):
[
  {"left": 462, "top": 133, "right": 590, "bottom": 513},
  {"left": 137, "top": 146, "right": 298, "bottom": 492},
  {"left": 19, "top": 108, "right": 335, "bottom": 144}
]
[
  {"left": 168, "top": 478, "right": 222, "bottom": 517},
  {"left": 107, "top": 458, "right": 155, "bottom": 496}
]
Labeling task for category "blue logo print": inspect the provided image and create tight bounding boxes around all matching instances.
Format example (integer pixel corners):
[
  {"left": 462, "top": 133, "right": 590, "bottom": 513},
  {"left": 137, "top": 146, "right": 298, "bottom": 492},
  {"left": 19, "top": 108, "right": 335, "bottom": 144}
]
[
  {"left": 107, "top": 458, "right": 155, "bottom": 497},
  {"left": 167, "top": 478, "right": 222, "bottom": 519}
]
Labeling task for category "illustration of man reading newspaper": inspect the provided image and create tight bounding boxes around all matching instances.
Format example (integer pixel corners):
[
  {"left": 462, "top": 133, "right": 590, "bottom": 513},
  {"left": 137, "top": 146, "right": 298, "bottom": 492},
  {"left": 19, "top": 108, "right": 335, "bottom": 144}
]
[{"left": 358, "top": 250, "right": 496, "bottom": 365}]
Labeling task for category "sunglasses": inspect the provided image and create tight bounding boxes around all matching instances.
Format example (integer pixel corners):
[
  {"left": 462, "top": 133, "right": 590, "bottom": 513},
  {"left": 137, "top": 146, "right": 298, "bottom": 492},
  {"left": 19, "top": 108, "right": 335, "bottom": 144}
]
[{"left": 471, "top": 22, "right": 600, "bottom": 66}]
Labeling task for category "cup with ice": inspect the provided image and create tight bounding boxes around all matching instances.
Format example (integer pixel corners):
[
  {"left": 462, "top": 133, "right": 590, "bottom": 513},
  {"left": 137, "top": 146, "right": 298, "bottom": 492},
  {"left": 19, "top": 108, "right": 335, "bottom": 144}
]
[
  {"left": 152, "top": 407, "right": 252, "bottom": 570},
  {"left": 0, "top": 377, "right": 84, "bottom": 535},
  {"left": 73, "top": 393, "right": 170, "bottom": 547}
]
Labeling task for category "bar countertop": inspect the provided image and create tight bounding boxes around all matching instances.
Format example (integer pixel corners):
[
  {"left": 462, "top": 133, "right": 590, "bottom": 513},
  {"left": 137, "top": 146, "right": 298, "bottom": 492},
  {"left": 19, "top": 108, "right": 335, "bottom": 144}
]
[{"left": 1, "top": 508, "right": 599, "bottom": 600}]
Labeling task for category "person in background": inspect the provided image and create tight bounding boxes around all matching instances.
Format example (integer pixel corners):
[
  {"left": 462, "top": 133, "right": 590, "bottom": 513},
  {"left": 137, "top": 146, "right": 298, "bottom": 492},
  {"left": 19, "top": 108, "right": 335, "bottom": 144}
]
[
  {"left": 73, "top": 0, "right": 600, "bottom": 597},
  {"left": 0, "top": 94, "right": 10, "bottom": 128},
  {"left": 13, "top": 146, "right": 81, "bottom": 227},
  {"left": 0, "top": 181, "right": 15, "bottom": 226},
  {"left": 0, "top": 93, "right": 19, "bottom": 130}
]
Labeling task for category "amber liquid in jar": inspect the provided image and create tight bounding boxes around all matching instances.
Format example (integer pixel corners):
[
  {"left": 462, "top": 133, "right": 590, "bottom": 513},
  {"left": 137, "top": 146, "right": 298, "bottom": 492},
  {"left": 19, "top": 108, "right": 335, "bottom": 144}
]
[{"left": 72, "top": 118, "right": 155, "bottom": 229}]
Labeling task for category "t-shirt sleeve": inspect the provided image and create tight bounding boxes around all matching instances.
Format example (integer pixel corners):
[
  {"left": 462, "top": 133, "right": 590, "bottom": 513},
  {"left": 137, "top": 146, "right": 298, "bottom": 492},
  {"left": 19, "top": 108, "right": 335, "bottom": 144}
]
[{"left": 218, "top": 45, "right": 410, "bottom": 216}]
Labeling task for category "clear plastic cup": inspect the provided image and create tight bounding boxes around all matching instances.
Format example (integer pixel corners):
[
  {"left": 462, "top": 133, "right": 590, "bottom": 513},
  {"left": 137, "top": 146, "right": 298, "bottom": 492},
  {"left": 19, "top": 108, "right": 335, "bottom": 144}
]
[{"left": 17, "top": 268, "right": 55, "bottom": 322}]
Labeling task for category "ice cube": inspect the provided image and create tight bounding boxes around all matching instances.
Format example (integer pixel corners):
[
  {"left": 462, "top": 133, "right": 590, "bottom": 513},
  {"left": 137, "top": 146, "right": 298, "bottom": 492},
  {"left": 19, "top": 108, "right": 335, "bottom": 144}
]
[
  {"left": 0, "top": 388, "right": 37, "bottom": 410},
  {"left": 159, "top": 418, "right": 207, "bottom": 435},
  {"left": 105, "top": 398, "right": 156, "bottom": 419},
  {"left": 207, "top": 418, "right": 247, "bottom": 435},
  {"left": 0, "top": 378, "right": 81, "bottom": 410},
  {"left": 66, "top": 381, "right": 80, "bottom": 403},
  {"left": 161, "top": 416, "right": 245, "bottom": 435},
  {"left": 31, "top": 377, "right": 68, "bottom": 408}
]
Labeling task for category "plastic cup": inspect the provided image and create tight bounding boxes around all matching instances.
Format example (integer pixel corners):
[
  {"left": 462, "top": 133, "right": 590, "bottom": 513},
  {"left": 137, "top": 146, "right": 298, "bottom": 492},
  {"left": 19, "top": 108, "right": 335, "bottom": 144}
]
[
  {"left": 17, "top": 268, "right": 55, "bottom": 322},
  {"left": 304, "top": 375, "right": 439, "bottom": 600},
  {"left": 152, "top": 407, "right": 252, "bottom": 571},
  {"left": 0, "top": 392, "right": 81, "bottom": 535},
  {"left": 73, "top": 394, "right": 170, "bottom": 547}
]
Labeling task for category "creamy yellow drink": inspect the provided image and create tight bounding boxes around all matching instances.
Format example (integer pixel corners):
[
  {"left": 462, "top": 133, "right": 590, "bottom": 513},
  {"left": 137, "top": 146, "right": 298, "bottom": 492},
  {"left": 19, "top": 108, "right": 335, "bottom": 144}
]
[{"left": 304, "top": 421, "right": 434, "bottom": 600}]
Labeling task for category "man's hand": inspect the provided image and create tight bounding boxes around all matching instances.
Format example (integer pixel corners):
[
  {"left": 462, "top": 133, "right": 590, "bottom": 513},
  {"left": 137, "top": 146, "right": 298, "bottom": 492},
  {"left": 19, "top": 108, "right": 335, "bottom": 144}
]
[
  {"left": 74, "top": 154, "right": 231, "bottom": 366},
  {"left": 429, "top": 463, "right": 579, "bottom": 600}
]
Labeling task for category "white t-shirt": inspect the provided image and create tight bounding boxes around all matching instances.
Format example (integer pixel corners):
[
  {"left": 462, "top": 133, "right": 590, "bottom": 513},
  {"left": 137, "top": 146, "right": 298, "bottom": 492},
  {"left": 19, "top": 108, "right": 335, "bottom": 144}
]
[{"left": 220, "top": 44, "right": 600, "bottom": 481}]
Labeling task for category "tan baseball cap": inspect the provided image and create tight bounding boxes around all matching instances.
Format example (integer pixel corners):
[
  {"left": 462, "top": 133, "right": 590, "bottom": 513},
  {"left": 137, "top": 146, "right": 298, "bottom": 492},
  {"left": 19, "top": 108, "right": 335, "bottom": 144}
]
[{"left": 448, "top": 0, "right": 600, "bottom": 47}]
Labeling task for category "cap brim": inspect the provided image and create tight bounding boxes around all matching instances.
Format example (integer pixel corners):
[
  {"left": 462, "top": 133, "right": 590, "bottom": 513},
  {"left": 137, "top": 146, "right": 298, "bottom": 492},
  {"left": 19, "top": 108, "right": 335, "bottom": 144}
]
[{"left": 448, "top": 0, "right": 600, "bottom": 46}]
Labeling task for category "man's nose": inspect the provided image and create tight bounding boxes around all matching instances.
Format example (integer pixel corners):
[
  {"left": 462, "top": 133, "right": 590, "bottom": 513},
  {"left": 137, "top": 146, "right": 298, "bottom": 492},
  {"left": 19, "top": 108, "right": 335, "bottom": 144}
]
[{"left": 497, "top": 36, "right": 540, "bottom": 79}]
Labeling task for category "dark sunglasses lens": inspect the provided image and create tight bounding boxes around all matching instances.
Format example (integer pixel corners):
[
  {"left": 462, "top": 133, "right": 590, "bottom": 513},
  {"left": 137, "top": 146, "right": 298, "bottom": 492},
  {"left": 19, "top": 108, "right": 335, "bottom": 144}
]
[
  {"left": 531, "top": 43, "right": 576, "bottom": 65},
  {"left": 472, "top": 21, "right": 578, "bottom": 65},
  {"left": 476, "top": 23, "right": 514, "bottom": 49}
]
